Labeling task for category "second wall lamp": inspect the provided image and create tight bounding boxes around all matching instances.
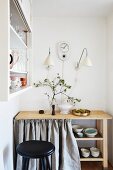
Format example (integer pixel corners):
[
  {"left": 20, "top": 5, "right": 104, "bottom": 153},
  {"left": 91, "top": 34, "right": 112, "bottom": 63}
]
[{"left": 75, "top": 48, "right": 92, "bottom": 70}]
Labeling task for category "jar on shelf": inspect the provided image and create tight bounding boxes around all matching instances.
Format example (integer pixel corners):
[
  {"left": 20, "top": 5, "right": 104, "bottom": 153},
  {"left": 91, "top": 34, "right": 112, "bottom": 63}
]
[{"left": 20, "top": 78, "right": 27, "bottom": 86}]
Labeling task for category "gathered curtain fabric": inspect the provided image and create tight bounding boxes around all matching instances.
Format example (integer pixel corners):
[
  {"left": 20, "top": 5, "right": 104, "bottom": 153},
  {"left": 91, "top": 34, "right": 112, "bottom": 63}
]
[{"left": 14, "top": 119, "right": 81, "bottom": 170}]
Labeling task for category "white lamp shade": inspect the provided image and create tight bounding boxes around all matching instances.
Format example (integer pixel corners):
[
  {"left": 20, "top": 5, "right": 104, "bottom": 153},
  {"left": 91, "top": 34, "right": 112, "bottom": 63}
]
[
  {"left": 44, "top": 55, "right": 54, "bottom": 67},
  {"left": 80, "top": 56, "right": 92, "bottom": 67}
]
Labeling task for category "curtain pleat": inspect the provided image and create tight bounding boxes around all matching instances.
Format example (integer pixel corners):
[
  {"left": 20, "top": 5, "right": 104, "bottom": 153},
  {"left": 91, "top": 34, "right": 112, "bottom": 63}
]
[
  {"left": 14, "top": 119, "right": 81, "bottom": 170},
  {"left": 40, "top": 120, "right": 47, "bottom": 140},
  {"left": 51, "top": 120, "right": 60, "bottom": 170},
  {"left": 60, "top": 120, "right": 81, "bottom": 170},
  {"left": 16, "top": 120, "right": 24, "bottom": 170},
  {"left": 25, "top": 121, "right": 36, "bottom": 170},
  {"left": 36, "top": 120, "right": 41, "bottom": 169}
]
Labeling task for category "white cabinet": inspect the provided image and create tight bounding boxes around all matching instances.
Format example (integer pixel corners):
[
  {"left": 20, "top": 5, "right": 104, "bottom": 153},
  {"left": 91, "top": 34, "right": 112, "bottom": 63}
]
[{"left": 0, "top": 0, "right": 32, "bottom": 101}]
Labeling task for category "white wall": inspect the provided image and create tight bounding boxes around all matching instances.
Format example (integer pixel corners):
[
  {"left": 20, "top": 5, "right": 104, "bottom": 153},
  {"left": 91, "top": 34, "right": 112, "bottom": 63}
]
[
  {"left": 107, "top": 13, "right": 113, "bottom": 166},
  {"left": 20, "top": 17, "right": 107, "bottom": 111},
  {"left": 0, "top": 97, "right": 20, "bottom": 170}
]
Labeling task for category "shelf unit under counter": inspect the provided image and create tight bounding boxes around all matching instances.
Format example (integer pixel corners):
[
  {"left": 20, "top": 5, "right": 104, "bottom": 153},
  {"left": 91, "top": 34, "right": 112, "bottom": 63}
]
[{"left": 14, "top": 110, "right": 112, "bottom": 169}]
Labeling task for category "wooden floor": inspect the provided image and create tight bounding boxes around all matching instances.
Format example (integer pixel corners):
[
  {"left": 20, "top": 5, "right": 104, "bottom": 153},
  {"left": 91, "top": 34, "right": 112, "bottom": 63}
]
[{"left": 81, "top": 162, "right": 113, "bottom": 170}]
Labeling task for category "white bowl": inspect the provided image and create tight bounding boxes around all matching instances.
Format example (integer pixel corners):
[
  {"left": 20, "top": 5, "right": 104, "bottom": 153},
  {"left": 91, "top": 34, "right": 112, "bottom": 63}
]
[
  {"left": 59, "top": 103, "right": 72, "bottom": 114},
  {"left": 81, "top": 148, "right": 90, "bottom": 158},
  {"left": 72, "top": 124, "right": 83, "bottom": 133},
  {"left": 84, "top": 128, "right": 98, "bottom": 137},
  {"left": 77, "top": 132, "right": 83, "bottom": 138},
  {"left": 90, "top": 147, "right": 100, "bottom": 157}
]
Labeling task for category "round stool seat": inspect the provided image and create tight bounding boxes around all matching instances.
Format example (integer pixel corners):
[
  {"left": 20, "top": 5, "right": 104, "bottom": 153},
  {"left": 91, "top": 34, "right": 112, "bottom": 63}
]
[{"left": 16, "top": 140, "right": 55, "bottom": 159}]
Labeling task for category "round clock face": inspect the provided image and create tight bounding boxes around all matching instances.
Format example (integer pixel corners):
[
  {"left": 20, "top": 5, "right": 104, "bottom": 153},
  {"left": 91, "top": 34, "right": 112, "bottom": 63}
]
[
  {"left": 57, "top": 42, "right": 70, "bottom": 61},
  {"left": 59, "top": 42, "right": 69, "bottom": 53}
]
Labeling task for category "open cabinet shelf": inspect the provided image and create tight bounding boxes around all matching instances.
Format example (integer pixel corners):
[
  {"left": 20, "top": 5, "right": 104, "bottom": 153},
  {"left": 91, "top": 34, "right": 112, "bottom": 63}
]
[
  {"left": 0, "top": 0, "right": 32, "bottom": 101},
  {"left": 80, "top": 157, "right": 103, "bottom": 161},
  {"left": 10, "top": 25, "right": 28, "bottom": 49},
  {"left": 10, "top": 70, "right": 28, "bottom": 75},
  {"left": 9, "top": 85, "right": 32, "bottom": 99},
  {"left": 79, "top": 147, "right": 103, "bottom": 161},
  {"left": 74, "top": 133, "right": 103, "bottom": 141}
]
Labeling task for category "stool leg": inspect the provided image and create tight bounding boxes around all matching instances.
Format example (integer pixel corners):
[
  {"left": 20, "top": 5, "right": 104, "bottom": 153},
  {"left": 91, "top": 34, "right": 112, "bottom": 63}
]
[
  {"left": 22, "top": 157, "right": 29, "bottom": 170},
  {"left": 40, "top": 158, "right": 46, "bottom": 170},
  {"left": 46, "top": 157, "right": 51, "bottom": 170}
]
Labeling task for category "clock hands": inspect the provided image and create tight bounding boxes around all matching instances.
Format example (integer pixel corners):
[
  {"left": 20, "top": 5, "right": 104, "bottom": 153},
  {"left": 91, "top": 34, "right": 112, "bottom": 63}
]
[{"left": 61, "top": 44, "right": 67, "bottom": 49}]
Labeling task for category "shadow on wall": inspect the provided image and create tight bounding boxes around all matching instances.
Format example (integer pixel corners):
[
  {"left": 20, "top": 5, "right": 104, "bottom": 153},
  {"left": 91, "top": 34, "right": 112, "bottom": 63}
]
[{"left": 3, "top": 145, "right": 10, "bottom": 170}]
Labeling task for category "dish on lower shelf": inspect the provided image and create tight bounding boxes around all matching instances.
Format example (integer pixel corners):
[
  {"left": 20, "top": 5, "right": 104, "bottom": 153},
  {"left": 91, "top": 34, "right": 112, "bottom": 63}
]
[
  {"left": 84, "top": 128, "right": 98, "bottom": 137},
  {"left": 80, "top": 148, "right": 90, "bottom": 158},
  {"left": 72, "top": 109, "right": 90, "bottom": 116},
  {"left": 90, "top": 147, "right": 100, "bottom": 157}
]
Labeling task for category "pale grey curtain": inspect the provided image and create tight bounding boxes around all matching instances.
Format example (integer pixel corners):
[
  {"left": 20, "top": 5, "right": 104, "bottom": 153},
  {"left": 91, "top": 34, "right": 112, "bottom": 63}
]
[
  {"left": 60, "top": 120, "right": 81, "bottom": 170},
  {"left": 14, "top": 119, "right": 81, "bottom": 170},
  {"left": 15, "top": 120, "right": 24, "bottom": 170}
]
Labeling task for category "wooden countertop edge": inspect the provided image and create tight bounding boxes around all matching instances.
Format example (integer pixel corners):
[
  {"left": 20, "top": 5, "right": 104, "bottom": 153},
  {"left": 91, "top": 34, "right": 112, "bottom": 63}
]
[{"left": 15, "top": 110, "right": 113, "bottom": 120}]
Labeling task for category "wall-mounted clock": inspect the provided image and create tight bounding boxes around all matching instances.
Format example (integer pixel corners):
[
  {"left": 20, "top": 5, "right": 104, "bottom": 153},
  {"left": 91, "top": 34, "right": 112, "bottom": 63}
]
[{"left": 57, "top": 41, "right": 70, "bottom": 61}]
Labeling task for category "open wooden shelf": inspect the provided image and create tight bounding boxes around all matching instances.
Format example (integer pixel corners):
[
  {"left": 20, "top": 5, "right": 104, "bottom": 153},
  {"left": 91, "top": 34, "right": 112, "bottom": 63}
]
[
  {"left": 80, "top": 157, "right": 103, "bottom": 162},
  {"left": 79, "top": 148, "right": 103, "bottom": 161},
  {"left": 74, "top": 132, "right": 103, "bottom": 141}
]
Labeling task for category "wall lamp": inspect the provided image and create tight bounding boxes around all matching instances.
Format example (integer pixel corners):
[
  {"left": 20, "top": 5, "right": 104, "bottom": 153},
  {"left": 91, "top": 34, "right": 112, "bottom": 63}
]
[
  {"left": 43, "top": 48, "right": 54, "bottom": 68},
  {"left": 75, "top": 48, "right": 92, "bottom": 70}
]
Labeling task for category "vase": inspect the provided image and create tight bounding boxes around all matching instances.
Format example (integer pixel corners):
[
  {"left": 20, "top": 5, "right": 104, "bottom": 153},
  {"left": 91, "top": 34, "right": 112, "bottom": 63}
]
[
  {"left": 59, "top": 103, "right": 72, "bottom": 114},
  {"left": 52, "top": 104, "right": 55, "bottom": 115}
]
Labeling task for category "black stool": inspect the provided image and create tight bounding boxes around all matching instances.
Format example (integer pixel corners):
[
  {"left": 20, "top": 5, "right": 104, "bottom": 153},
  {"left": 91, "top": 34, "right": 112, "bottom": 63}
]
[{"left": 16, "top": 140, "right": 55, "bottom": 170}]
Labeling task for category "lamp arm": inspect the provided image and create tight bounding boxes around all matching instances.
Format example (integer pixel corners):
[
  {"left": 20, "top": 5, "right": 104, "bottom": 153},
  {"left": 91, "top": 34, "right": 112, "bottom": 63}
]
[{"left": 77, "top": 48, "right": 88, "bottom": 67}]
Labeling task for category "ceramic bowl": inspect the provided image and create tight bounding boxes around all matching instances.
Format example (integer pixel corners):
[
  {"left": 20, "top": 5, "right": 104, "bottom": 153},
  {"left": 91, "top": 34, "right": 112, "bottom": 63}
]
[
  {"left": 90, "top": 147, "right": 100, "bottom": 157},
  {"left": 72, "top": 124, "right": 83, "bottom": 133},
  {"left": 81, "top": 148, "right": 90, "bottom": 158},
  {"left": 77, "top": 132, "right": 83, "bottom": 138},
  {"left": 59, "top": 103, "right": 72, "bottom": 114},
  {"left": 84, "top": 128, "right": 98, "bottom": 137}
]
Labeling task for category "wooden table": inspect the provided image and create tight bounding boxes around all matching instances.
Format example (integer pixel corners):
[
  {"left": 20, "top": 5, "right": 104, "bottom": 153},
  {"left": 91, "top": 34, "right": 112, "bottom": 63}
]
[{"left": 15, "top": 110, "right": 112, "bottom": 169}]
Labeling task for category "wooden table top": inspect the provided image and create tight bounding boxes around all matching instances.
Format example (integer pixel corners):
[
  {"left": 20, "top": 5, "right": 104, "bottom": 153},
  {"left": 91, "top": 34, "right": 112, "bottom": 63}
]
[{"left": 15, "top": 110, "right": 112, "bottom": 120}]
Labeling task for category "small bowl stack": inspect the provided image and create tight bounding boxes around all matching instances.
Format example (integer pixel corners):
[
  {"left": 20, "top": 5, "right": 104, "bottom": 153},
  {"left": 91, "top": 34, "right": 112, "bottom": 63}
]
[
  {"left": 72, "top": 124, "right": 83, "bottom": 137},
  {"left": 90, "top": 147, "right": 100, "bottom": 157},
  {"left": 80, "top": 148, "right": 90, "bottom": 158}
]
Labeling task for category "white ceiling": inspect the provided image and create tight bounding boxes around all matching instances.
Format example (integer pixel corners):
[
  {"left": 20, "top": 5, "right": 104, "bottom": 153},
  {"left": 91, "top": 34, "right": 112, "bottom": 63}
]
[{"left": 32, "top": 0, "right": 113, "bottom": 17}]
